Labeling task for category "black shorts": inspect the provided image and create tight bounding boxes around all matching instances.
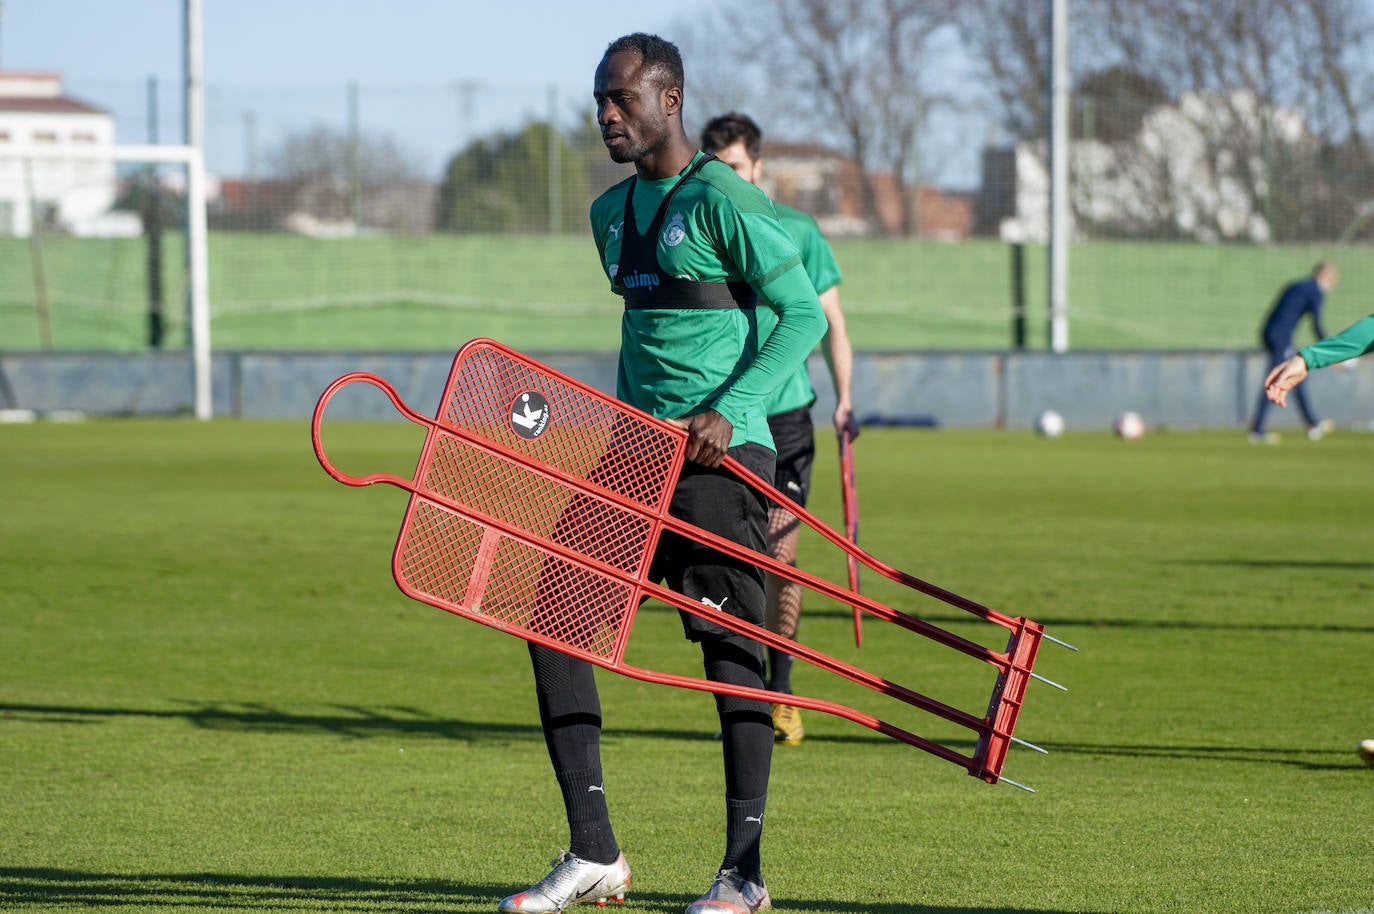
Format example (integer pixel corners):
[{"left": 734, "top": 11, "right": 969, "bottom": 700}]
[
  {"left": 767, "top": 406, "right": 815, "bottom": 509},
  {"left": 648, "top": 441, "right": 775, "bottom": 641}
]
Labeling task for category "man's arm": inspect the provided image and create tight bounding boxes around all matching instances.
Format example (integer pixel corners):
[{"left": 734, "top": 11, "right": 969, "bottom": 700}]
[
  {"left": 1266, "top": 314, "right": 1374, "bottom": 406},
  {"left": 817, "top": 285, "right": 857, "bottom": 439},
  {"left": 674, "top": 181, "right": 826, "bottom": 464},
  {"left": 679, "top": 264, "right": 824, "bottom": 468},
  {"left": 710, "top": 263, "right": 826, "bottom": 425},
  {"left": 1300, "top": 314, "right": 1374, "bottom": 370}
]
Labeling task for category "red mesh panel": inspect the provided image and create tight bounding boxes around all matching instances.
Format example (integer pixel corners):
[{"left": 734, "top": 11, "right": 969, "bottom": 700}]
[
  {"left": 418, "top": 431, "right": 653, "bottom": 575},
  {"left": 395, "top": 497, "right": 637, "bottom": 661},
  {"left": 490, "top": 539, "right": 635, "bottom": 659},
  {"left": 387, "top": 341, "right": 674, "bottom": 663},
  {"left": 395, "top": 500, "right": 485, "bottom": 607},
  {"left": 438, "top": 343, "right": 680, "bottom": 510}
]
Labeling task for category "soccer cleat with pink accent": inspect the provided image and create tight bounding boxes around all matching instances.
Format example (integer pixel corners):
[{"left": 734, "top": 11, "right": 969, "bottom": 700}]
[
  {"left": 684, "top": 867, "right": 771, "bottom": 914},
  {"left": 498, "top": 851, "right": 631, "bottom": 912}
]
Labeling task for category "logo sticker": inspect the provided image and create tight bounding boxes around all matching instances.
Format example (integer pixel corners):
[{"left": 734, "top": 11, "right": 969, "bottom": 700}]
[
  {"left": 663, "top": 212, "right": 687, "bottom": 247},
  {"left": 510, "top": 392, "right": 551, "bottom": 439}
]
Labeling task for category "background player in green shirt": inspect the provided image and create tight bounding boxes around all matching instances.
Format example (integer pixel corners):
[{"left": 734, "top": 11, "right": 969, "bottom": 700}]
[
  {"left": 701, "top": 112, "right": 858, "bottom": 747},
  {"left": 500, "top": 33, "right": 825, "bottom": 914}
]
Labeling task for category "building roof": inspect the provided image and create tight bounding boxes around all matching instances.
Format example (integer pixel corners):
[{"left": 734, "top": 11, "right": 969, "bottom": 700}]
[
  {"left": 0, "top": 96, "right": 107, "bottom": 115},
  {"left": 0, "top": 71, "right": 107, "bottom": 115}
]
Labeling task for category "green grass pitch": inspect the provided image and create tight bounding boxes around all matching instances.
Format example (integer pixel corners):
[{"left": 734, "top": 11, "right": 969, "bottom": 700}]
[{"left": 2, "top": 419, "right": 1372, "bottom": 913}]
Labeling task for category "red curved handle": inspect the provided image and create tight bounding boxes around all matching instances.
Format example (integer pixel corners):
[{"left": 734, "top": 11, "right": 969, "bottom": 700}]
[{"left": 310, "top": 371, "right": 434, "bottom": 488}]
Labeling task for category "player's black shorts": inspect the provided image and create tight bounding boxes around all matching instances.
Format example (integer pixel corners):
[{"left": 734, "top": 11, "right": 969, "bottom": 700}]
[
  {"left": 767, "top": 406, "right": 816, "bottom": 509},
  {"left": 649, "top": 441, "right": 775, "bottom": 641}
]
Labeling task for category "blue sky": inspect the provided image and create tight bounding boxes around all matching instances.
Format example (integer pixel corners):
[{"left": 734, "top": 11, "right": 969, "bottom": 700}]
[
  {"left": 0, "top": 0, "right": 694, "bottom": 175},
  {"left": 1, "top": 0, "right": 987, "bottom": 187},
  {"left": 1, "top": 0, "right": 681, "bottom": 89}
]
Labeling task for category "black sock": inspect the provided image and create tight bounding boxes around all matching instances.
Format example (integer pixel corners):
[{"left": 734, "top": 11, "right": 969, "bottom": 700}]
[
  {"left": 556, "top": 766, "right": 617, "bottom": 864},
  {"left": 722, "top": 795, "right": 767, "bottom": 882},
  {"left": 529, "top": 643, "right": 619, "bottom": 864},
  {"left": 766, "top": 648, "right": 793, "bottom": 694}
]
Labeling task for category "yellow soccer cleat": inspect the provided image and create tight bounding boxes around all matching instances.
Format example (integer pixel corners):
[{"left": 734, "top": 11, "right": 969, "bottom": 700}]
[{"left": 771, "top": 703, "right": 804, "bottom": 746}]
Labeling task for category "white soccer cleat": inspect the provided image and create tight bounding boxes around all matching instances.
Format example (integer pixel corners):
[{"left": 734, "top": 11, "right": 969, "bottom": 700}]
[
  {"left": 684, "top": 867, "right": 771, "bottom": 914},
  {"left": 498, "top": 851, "right": 631, "bottom": 912}
]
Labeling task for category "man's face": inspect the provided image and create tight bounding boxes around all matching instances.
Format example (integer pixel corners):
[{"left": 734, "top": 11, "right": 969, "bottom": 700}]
[
  {"left": 710, "top": 140, "right": 763, "bottom": 185},
  {"left": 594, "top": 51, "right": 673, "bottom": 164}
]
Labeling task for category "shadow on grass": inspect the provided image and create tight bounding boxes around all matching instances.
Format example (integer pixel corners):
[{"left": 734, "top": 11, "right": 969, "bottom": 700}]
[
  {"left": 0, "top": 700, "right": 738, "bottom": 746},
  {"left": 886, "top": 609, "right": 1374, "bottom": 635},
  {"left": 6, "top": 703, "right": 1366, "bottom": 773},
  {"left": 0, "top": 867, "right": 1110, "bottom": 914},
  {"left": 0, "top": 701, "right": 546, "bottom": 741},
  {"left": 778, "top": 603, "right": 1374, "bottom": 638},
  {"left": 1039, "top": 740, "right": 1371, "bottom": 771},
  {"left": 1171, "top": 558, "right": 1374, "bottom": 571}
]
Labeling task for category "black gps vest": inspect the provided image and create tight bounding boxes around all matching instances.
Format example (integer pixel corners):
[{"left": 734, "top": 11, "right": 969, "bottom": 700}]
[{"left": 616, "top": 154, "right": 757, "bottom": 311}]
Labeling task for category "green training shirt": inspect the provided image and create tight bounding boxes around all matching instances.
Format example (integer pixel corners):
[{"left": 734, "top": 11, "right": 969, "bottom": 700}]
[
  {"left": 759, "top": 202, "right": 843, "bottom": 415},
  {"left": 590, "top": 151, "right": 826, "bottom": 450},
  {"left": 1299, "top": 315, "right": 1374, "bottom": 369}
]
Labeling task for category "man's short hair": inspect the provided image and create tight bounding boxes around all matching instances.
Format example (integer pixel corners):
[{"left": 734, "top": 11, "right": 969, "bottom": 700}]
[
  {"left": 604, "top": 33, "right": 684, "bottom": 93},
  {"left": 700, "top": 112, "right": 762, "bottom": 161}
]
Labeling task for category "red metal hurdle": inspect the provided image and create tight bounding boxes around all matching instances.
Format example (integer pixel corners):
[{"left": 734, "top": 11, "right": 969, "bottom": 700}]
[
  {"left": 838, "top": 427, "right": 863, "bottom": 647},
  {"left": 311, "top": 338, "right": 1071, "bottom": 790}
]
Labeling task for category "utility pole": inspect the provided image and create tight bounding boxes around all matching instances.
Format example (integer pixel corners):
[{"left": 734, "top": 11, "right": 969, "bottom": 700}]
[
  {"left": 1047, "top": 0, "right": 1070, "bottom": 353},
  {"left": 348, "top": 81, "right": 361, "bottom": 228},
  {"left": 548, "top": 85, "right": 561, "bottom": 233},
  {"left": 145, "top": 75, "right": 165, "bottom": 347}
]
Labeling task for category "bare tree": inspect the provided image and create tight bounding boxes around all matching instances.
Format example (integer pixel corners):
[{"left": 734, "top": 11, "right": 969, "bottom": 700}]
[
  {"left": 1097, "top": 0, "right": 1374, "bottom": 240},
  {"left": 268, "top": 126, "right": 422, "bottom": 185},
  {"left": 956, "top": 0, "right": 1053, "bottom": 140},
  {"left": 960, "top": 0, "right": 1374, "bottom": 241},
  {"left": 679, "top": 0, "right": 955, "bottom": 236},
  {"left": 265, "top": 126, "right": 428, "bottom": 229}
]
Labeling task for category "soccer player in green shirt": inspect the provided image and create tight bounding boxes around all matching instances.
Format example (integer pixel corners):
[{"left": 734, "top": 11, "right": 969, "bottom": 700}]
[
  {"left": 499, "top": 33, "right": 825, "bottom": 914},
  {"left": 701, "top": 112, "right": 858, "bottom": 748}
]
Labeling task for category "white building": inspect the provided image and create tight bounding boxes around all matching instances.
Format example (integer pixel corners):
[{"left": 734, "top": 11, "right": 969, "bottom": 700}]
[
  {"left": 0, "top": 71, "right": 123, "bottom": 237},
  {"left": 994, "top": 90, "right": 1311, "bottom": 244}
]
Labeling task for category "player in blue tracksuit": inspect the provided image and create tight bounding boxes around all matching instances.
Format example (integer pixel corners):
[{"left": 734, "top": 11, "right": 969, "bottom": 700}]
[{"left": 1249, "top": 261, "right": 1339, "bottom": 442}]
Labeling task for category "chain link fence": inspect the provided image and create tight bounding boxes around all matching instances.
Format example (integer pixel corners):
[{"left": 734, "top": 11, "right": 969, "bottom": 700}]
[{"left": 4, "top": 4, "right": 1374, "bottom": 355}]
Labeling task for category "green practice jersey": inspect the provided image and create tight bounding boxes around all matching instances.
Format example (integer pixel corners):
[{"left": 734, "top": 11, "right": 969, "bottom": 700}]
[
  {"left": 589, "top": 151, "right": 825, "bottom": 450},
  {"left": 759, "top": 203, "right": 843, "bottom": 415},
  {"left": 1300, "top": 315, "right": 1374, "bottom": 369}
]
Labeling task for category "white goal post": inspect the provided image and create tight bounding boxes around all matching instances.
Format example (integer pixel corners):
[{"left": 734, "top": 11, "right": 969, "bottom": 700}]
[
  {"left": 2, "top": 0, "right": 212, "bottom": 418},
  {"left": 2, "top": 141, "right": 212, "bottom": 419}
]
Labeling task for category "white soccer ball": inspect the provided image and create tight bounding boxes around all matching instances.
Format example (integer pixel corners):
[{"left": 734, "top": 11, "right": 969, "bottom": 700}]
[
  {"left": 1359, "top": 739, "right": 1374, "bottom": 766},
  {"left": 1114, "top": 411, "right": 1146, "bottom": 440},
  {"left": 1034, "top": 409, "right": 1065, "bottom": 438}
]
